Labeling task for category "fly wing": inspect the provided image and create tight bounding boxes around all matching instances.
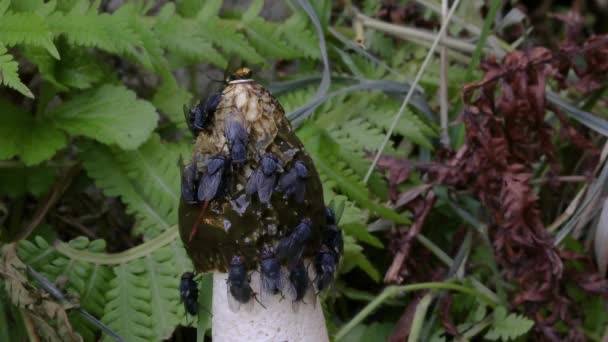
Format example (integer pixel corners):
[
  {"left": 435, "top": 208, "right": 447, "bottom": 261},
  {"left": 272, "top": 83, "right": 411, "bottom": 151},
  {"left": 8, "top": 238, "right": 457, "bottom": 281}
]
[
  {"left": 207, "top": 157, "right": 226, "bottom": 175},
  {"left": 278, "top": 169, "right": 298, "bottom": 194},
  {"left": 199, "top": 172, "right": 222, "bottom": 202},
  {"left": 226, "top": 284, "right": 241, "bottom": 313},
  {"left": 231, "top": 141, "right": 248, "bottom": 164},
  {"left": 275, "top": 236, "right": 294, "bottom": 262},
  {"left": 181, "top": 160, "right": 198, "bottom": 203},
  {"left": 225, "top": 119, "right": 249, "bottom": 164},
  {"left": 258, "top": 271, "right": 273, "bottom": 307},
  {"left": 257, "top": 173, "right": 277, "bottom": 204},
  {"left": 246, "top": 170, "right": 260, "bottom": 196},
  {"left": 302, "top": 272, "right": 316, "bottom": 310}
]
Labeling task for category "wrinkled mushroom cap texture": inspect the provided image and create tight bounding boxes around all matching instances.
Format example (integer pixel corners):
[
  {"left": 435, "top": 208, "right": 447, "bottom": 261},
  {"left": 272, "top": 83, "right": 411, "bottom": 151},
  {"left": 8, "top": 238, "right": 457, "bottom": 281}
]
[{"left": 179, "top": 80, "right": 326, "bottom": 272}]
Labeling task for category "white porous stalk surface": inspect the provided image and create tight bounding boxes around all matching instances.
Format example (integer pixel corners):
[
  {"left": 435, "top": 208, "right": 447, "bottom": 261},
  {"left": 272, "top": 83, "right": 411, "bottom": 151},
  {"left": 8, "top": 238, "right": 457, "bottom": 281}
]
[{"left": 212, "top": 272, "right": 329, "bottom": 342}]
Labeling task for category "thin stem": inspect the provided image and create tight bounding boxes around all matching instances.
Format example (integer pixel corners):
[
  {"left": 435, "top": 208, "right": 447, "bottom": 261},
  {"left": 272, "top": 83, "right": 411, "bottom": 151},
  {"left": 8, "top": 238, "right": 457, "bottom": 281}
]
[
  {"left": 415, "top": 234, "right": 452, "bottom": 266},
  {"left": 414, "top": 0, "right": 509, "bottom": 55},
  {"left": 463, "top": 0, "right": 502, "bottom": 83},
  {"left": 444, "top": 198, "right": 507, "bottom": 305},
  {"left": 334, "top": 281, "right": 498, "bottom": 340},
  {"left": 54, "top": 226, "right": 179, "bottom": 264},
  {"left": 356, "top": 13, "right": 479, "bottom": 54},
  {"left": 439, "top": 0, "right": 450, "bottom": 147},
  {"left": 460, "top": 316, "right": 493, "bottom": 339},
  {"left": 529, "top": 175, "right": 587, "bottom": 185},
  {"left": 364, "top": 0, "right": 462, "bottom": 184}
]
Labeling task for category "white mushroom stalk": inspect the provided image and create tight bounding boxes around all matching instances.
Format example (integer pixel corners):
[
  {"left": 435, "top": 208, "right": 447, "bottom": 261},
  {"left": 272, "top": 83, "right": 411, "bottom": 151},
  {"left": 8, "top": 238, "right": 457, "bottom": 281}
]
[{"left": 211, "top": 271, "right": 329, "bottom": 342}]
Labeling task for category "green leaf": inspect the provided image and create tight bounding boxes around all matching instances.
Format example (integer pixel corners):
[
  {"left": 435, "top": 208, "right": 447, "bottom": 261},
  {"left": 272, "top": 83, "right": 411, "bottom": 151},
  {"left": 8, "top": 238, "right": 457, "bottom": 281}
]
[
  {"left": 47, "top": 10, "right": 142, "bottom": 61},
  {"left": 0, "top": 44, "right": 34, "bottom": 97},
  {"left": 243, "top": 18, "right": 301, "bottom": 59},
  {"left": 0, "top": 12, "right": 59, "bottom": 59},
  {"left": 484, "top": 306, "right": 534, "bottom": 341},
  {"left": 0, "top": 165, "right": 56, "bottom": 197},
  {"left": 49, "top": 84, "right": 158, "bottom": 150},
  {"left": 341, "top": 236, "right": 381, "bottom": 282},
  {"left": 80, "top": 136, "right": 182, "bottom": 239},
  {"left": 242, "top": 0, "right": 264, "bottom": 22},
  {"left": 196, "top": 0, "right": 222, "bottom": 20},
  {"left": 54, "top": 48, "right": 104, "bottom": 89},
  {"left": 100, "top": 240, "right": 193, "bottom": 341},
  {"left": 278, "top": 13, "right": 320, "bottom": 59},
  {"left": 342, "top": 322, "right": 394, "bottom": 342},
  {"left": 101, "top": 261, "right": 154, "bottom": 342},
  {"left": 152, "top": 82, "right": 192, "bottom": 124},
  {"left": 196, "top": 273, "right": 213, "bottom": 337},
  {"left": 21, "top": 46, "right": 67, "bottom": 91},
  {"left": 408, "top": 294, "right": 433, "bottom": 342},
  {"left": 299, "top": 123, "right": 409, "bottom": 224},
  {"left": 203, "top": 18, "right": 265, "bottom": 65},
  {"left": 18, "top": 236, "right": 114, "bottom": 338},
  {"left": 155, "top": 13, "right": 226, "bottom": 67},
  {"left": 0, "top": 99, "right": 67, "bottom": 165}
]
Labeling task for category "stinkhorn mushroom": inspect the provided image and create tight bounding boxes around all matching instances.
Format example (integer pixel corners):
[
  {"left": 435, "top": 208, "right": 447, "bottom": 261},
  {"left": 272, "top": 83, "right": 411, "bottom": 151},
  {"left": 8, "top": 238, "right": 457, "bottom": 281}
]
[{"left": 178, "top": 68, "right": 343, "bottom": 341}]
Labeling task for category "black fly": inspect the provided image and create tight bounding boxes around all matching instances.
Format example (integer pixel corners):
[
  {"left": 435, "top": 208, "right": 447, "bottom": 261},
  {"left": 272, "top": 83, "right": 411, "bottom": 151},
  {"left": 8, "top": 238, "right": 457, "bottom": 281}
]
[
  {"left": 259, "top": 248, "right": 285, "bottom": 306},
  {"left": 184, "top": 93, "right": 222, "bottom": 136},
  {"left": 276, "top": 218, "right": 312, "bottom": 268},
  {"left": 179, "top": 272, "right": 199, "bottom": 316},
  {"left": 314, "top": 245, "right": 338, "bottom": 292},
  {"left": 246, "top": 153, "right": 280, "bottom": 204},
  {"left": 285, "top": 259, "right": 315, "bottom": 312},
  {"left": 278, "top": 160, "right": 308, "bottom": 203},
  {"left": 189, "top": 155, "right": 228, "bottom": 242},
  {"left": 323, "top": 208, "right": 344, "bottom": 256},
  {"left": 197, "top": 156, "right": 228, "bottom": 202},
  {"left": 227, "top": 256, "right": 254, "bottom": 312},
  {"left": 224, "top": 114, "right": 249, "bottom": 165},
  {"left": 180, "top": 158, "right": 199, "bottom": 204}
]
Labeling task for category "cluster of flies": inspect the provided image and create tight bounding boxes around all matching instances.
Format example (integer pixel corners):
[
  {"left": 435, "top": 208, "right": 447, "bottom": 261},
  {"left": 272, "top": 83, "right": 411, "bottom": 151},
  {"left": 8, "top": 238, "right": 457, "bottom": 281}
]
[{"left": 179, "top": 71, "right": 343, "bottom": 315}]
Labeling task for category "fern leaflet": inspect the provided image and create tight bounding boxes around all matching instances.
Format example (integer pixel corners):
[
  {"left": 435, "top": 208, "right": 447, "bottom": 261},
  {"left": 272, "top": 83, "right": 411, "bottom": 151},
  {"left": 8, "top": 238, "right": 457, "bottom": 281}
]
[
  {"left": 0, "top": 11, "right": 59, "bottom": 58},
  {"left": 0, "top": 43, "right": 33, "bottom": 97},
  {"left": 80, "top": 135, "right": 184, "bottom": 239},
  {"left": 484, "top": 306, "right": 534, "bottom": 341}
]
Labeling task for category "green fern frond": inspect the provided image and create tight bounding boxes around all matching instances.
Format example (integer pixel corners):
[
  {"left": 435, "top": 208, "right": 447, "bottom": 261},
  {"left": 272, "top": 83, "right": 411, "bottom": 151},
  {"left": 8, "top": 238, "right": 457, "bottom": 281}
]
[
  {"left": 80, "top": 135, "right": 183, "bottom": 239},
  {"left": 278, "top": 13, "right": 320, "bottom": 59},
  {"left": 8, "top": 0, "right": 57, "bottom": 16},
  {"left": 0, "top": 43, "right": 34, "bottom": 98},
  {"left": 484, "top": 307, "right": 534, "bottom": 341},
  {"left": 19, "top": 237, "right": 113, "bottom": 317},
  {"left": 342, "top": 235, "right": 381, "bottom": 282},
  {"left": 18, "top": 236, "right": 114, "bottom": 338},
  {"left": 299, "top": 122, "right": 409, "bottom": 224},
  {"left": 202, "top": 18, "right": 265, "bottom": 65},
  {"left": 46, "top": 10, "right": 143, "bottom": 62},
  {"left": 242, "top": 18, "right": 301, "bottom": 59},
  {"left": 0, "top": 165, "right": 55, "bottom": 197},
  {"left": 152, "top": 82, "right": 192, "bottom": 124},
  {"left": 0, "top": 99, "right": 67, "bottom": 165},
  {"left": 102, "top": 261, "right": 154, "bottom": 342},
  {"left": 49, "top": 84, "right": 158, "bottom": 150},
  {"left": 0, "top": 11, "right": 59, "bottom": 59},
  {"left": 329, "top": 117, "right": 394, "bottom": 197},
  {"left": 154, "top": 4, "right": 225, "bottom": 68},
  {"left": 101, "top": 241, "right": 194, "bottom": 341},
  {"left": 371, "top": 103, "right": 436, "bottom": 149}
]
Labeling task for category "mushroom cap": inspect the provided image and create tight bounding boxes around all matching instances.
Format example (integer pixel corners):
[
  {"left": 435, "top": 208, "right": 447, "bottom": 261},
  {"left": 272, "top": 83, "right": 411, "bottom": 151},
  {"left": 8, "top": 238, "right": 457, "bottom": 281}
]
[{"left": 179, "top": 80, "right": 326, "bottom": 273}]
